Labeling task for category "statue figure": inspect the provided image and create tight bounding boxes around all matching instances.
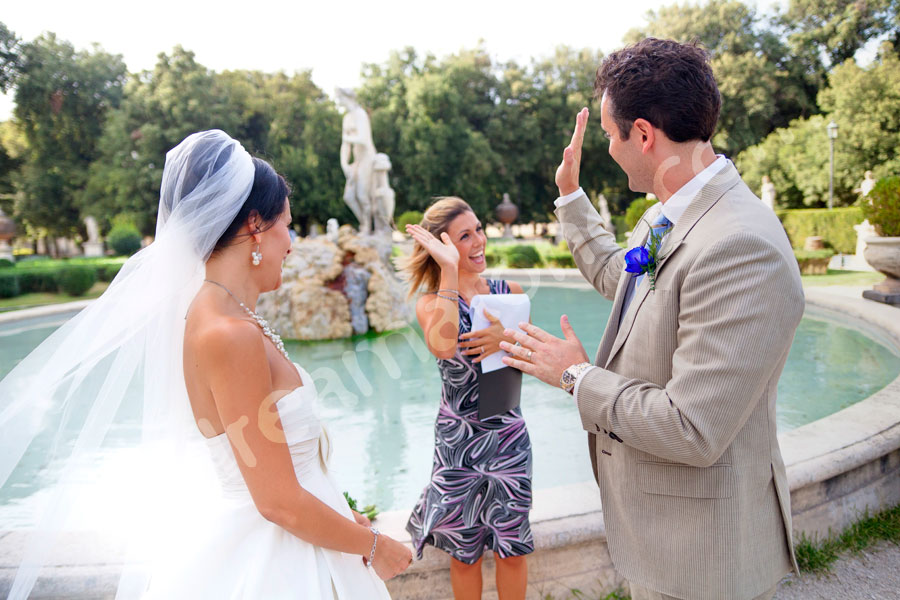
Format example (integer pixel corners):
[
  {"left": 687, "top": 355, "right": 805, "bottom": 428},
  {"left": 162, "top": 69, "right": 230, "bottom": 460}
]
[
  {"left": 596, "top": 193, "right": 615, "bottom": 234},
  {"left": 84, "top": 216, "right": 100, "bottom": 243},
  {"left": 82, "top": 215, "right": 104, "bottom": 257},
  {"left": 336, "top": 87, "right": 376, "bottom": 235},
  {"left": 761, "top": 175, "right": 776, "bottom": 210},
  {"left": 855, "top": 170, "right": 877, "bottom": 197},
  {"left": 326, "top": 218, "right": 340, "bottom": 243},
  {"left": 371, "top": 153, "right": 396, "bottom": 233}
]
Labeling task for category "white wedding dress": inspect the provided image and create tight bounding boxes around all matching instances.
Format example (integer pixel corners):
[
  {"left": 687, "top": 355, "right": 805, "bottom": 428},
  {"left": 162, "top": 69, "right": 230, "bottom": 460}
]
[{"left": 144, "top": 364, "right": 391, "bottom": 599}]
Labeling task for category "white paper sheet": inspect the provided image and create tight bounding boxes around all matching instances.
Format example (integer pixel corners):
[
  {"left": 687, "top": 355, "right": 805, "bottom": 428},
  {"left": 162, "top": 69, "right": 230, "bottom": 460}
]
[{"left": 469, "top": 293, "right": 531, "bottom": 373}]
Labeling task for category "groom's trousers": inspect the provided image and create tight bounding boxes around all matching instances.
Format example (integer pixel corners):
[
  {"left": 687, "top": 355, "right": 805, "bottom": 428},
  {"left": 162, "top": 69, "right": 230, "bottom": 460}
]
[{"left": 628, "top": 582, "right": 778, "bottom": 600}]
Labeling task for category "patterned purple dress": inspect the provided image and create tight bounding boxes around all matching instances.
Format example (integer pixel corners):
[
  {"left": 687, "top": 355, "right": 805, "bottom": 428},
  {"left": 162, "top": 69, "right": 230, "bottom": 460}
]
[{"left": 406, "top": 279, "right": 534, "bottom": 564}]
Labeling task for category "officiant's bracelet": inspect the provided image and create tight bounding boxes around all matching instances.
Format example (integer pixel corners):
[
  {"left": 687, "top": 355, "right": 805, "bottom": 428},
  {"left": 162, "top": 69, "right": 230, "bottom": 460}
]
[
  {"left": 560, "top": 362, "right": 594, "bottom": 394},
  {"left": 431, "top": 289, "right": 460, "bottom": 302},
  {"left": 368, "top": 527, "right": 379, "bottom": 566}
]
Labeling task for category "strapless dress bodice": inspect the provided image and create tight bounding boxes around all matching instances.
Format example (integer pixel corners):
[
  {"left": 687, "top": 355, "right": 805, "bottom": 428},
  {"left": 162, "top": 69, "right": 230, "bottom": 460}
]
[{"left": 206, "top": 363, "right": 326, "bottom": 499}]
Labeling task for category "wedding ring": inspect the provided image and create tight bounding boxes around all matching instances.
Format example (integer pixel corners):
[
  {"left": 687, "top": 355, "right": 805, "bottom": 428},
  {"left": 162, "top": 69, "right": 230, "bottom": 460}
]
[
  {"left": 479, "top": 346, "right": 485, "bottom": 354},
  {"left": 527, "top": 350, "right": 534, "bottom": 361}
]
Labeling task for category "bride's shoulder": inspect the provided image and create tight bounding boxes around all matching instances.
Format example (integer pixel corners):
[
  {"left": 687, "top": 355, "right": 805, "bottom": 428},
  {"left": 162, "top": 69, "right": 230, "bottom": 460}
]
[{"left": 187, "top": 313, "right": 264, "bottom": 366}]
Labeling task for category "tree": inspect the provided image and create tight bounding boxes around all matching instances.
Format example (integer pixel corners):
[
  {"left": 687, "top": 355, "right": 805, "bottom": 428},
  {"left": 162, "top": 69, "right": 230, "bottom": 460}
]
[
  {"left": 83, "top": 47, "right": 239, "bottom": 234},
  {"left": 13, "top": 33, "right": 126, "bottom": 242},
  {"left": 625, "top": 0, "right": 820, "bottom": 157},
  {"left": 0, "top": 22, "right": 21, "bottom": 93},
  {"left": 736, "top": 42, "right": 900, "bottom": 207},
  {"left": 780, "top": 0, "right": 899, "bottom": 69},
  {"left": 358, "top": 45, "right": 632, "bottom": 225}
]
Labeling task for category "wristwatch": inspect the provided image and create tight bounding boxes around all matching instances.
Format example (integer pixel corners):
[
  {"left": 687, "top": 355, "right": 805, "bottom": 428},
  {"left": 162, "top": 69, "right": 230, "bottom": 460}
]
[{"left": 560, "top": 362, "right": 594, "bottom": 394}]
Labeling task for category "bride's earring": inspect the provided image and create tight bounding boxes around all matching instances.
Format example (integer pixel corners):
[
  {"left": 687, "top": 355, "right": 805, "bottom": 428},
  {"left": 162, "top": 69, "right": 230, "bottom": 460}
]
[{"left": 251, "top": 244, "right": 262, "bottom": 266}]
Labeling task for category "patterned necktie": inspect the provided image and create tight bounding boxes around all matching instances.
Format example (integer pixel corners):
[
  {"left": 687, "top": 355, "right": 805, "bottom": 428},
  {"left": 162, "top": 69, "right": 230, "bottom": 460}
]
[{"left": 645, "top": 212, "right": 672, "bottom": 251}]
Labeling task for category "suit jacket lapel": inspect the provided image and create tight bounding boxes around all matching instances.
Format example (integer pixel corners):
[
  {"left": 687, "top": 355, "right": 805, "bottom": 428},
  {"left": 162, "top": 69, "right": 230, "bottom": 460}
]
[
  {"left": 602, "top": 160, "right": 743, "bottom": 369},
  {"left": 594, "top": 209, "right": 658, "bottom": 366}
]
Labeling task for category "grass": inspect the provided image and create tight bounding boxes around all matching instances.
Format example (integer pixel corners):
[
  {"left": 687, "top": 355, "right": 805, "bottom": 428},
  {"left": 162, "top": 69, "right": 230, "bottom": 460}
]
[
  {"left": 0, "top": 281, "right": 109, "bottom": 312},
  {"left": 794, "top": 503, "right": 900, "bottom": 573},
  {"left": 800, "top": 269, "right": 883, "bottom": 287}
]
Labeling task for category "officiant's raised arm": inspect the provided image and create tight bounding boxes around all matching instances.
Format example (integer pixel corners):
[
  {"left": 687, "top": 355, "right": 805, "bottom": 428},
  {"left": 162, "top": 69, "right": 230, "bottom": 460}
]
[{"left": 553, "top": 108, "right": 625, "bottom": 301}]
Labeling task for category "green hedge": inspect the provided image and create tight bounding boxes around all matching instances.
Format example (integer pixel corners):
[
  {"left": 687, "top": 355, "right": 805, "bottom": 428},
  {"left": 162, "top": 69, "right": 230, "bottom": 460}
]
[
  {"left": 108, "top": 223, "right": 142, "bottom": 256},
  {"left": 57, "top": 266, "right": 97, "bottom": 296},
  {"left": 545, "top": 249, "right": 575, "bottom": 267},
  {"left": 506, "top": 245, "right": 543, "bottom": 268},
  {"left": 16, "top": 268, "right": 60, "bottom": 293},
  {"left": 625, "top": 197, "right": 658, "bottom": 231},
  {"left": 0, "top": 258, "right": 14, "bottom": 269},
  {"left": 397, "top": 211, "right": 424, "bottom": 231},
  {"left": 0, "top": 272, "right": 20, "bottom": 298},
  {"left": 484, "top": 245, "right": 505, "bottom": 267},
  {"left": 776, "top": 207, "right": 863, "bottom": 254}
]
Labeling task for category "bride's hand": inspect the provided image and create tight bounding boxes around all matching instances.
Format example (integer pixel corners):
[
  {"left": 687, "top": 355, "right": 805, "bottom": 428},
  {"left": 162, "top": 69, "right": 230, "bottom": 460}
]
[
  {"left": 406, "top": 223, "right": 459, "bottom": 270},
  {"left": 371, "top": 533, "right": 413, "bottom": 580},
  {"left": 352, "top": 510, "right": 371, "bottom": 528}
]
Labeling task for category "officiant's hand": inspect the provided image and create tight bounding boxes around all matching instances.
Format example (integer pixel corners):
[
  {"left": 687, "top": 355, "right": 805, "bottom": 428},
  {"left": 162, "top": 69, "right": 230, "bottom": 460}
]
[
  {"left": 555, "top": 107, "right": 589, "bottom": 196},
  {"left": 406, "top": 223, "right": 459, "bottom": 270},
  {"left": 499, "top": 315, "right": 590, "bottom": 387},
  {"left": 459, "top": 309, "right": 510, "bottom": 363}
]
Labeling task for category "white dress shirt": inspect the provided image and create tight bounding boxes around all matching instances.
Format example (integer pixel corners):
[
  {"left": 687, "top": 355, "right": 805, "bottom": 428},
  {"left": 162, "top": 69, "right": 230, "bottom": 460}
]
[{"left": 555, "top": 155, "right": 727, "bottom": 399}]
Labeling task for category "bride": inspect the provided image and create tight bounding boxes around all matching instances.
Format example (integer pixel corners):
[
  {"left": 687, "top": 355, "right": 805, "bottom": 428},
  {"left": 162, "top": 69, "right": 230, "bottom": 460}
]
[{"left": 0, "top": 130, "right": 410, "bottom": 598}]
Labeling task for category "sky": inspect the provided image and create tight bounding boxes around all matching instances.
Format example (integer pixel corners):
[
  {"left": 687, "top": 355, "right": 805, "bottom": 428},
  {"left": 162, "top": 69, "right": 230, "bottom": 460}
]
[{"left": 1, "top": 0, "right": 784, "bottom": 120}]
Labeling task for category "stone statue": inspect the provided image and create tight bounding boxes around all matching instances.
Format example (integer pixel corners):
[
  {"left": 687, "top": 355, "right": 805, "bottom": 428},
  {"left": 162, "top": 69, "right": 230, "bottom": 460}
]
[
  {"left": 371, "top": 152, "right": 395, "bottom": 232},
  {"left": 326, "top": 218, "right": 340, "bottom": 243},
  {"left": 84, "top": 216, "right": 100, "bottom": 243},
  {"left": 336, "top": 87, "right": 377, "bottom": 234},
  {"left": 761, "top": 175, "right": 776, "bottom": 210},
  {"left": 596, "top": 193, "right": 614, "bottom": 234},
  {"left": 856, "top": 171, "right": 877, "bottom": 197},
  {"left": 82, "top": 216, "right": 104, "bottom": 257}
]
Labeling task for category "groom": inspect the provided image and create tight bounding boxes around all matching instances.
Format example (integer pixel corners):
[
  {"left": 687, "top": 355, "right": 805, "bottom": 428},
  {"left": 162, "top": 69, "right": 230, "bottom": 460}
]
[{"left": 500, "top": 38, "right": 803, "bottom": 599}]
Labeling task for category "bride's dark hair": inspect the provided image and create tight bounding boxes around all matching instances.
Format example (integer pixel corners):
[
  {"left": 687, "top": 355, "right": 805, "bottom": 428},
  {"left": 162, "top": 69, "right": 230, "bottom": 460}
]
[{"left": 213, "top": 157, "right": 290, "bottom": 252}]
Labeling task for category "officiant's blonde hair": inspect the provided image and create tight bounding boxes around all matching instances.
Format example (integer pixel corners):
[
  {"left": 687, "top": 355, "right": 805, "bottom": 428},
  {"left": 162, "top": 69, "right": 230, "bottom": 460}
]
[{"left": 402, "top": 196, "right": 473, "bottom": 298}]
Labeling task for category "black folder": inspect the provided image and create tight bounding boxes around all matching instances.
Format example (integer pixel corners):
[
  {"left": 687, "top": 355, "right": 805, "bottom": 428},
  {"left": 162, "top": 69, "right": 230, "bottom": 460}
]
[{"left": 476, "top": 365, "right": 522, "bottom": 420}]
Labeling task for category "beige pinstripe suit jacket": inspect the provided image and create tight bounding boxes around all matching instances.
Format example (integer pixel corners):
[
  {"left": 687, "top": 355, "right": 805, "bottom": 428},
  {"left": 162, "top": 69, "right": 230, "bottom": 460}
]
[{"left": 555, "top": 161, "right": 802, "bottom": 600}]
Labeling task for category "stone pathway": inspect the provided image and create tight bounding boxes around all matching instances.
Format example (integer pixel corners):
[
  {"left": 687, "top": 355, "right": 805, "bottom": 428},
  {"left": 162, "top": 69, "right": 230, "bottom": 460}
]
[{"left": 774, "top": 541, "right": 900, "bottom": 599}]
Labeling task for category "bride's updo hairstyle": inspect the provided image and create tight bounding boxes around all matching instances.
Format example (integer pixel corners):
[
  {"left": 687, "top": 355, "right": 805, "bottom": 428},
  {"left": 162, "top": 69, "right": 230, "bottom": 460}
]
[
  {"left": 402, "top": 196, "right": 473, "bottom": 298},
  {"left": 212, "top": 157, "right": 290, "bottom": 254}
]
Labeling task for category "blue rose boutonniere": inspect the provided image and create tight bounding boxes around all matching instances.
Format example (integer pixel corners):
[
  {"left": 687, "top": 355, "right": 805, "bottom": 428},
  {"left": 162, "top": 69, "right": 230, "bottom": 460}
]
[{"left": 624, "top": 222, "right": 666, "bottom": 290}]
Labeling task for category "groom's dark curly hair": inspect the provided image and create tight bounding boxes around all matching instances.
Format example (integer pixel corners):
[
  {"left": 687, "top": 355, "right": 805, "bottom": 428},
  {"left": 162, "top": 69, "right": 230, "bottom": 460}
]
[{"left": 594, "top": 38, "right": 721, "bottom": 144}]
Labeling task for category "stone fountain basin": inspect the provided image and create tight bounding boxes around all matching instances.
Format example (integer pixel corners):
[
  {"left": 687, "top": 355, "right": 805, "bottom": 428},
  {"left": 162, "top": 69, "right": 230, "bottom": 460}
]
[{"left": 1, "top": 277, "right": 898, "bottom": 599}]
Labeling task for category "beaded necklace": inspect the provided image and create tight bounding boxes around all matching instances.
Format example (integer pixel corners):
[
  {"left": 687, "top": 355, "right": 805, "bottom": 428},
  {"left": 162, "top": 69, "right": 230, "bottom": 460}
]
[{"left": 204, "top": 279, "right": 290, "bottom": 362}]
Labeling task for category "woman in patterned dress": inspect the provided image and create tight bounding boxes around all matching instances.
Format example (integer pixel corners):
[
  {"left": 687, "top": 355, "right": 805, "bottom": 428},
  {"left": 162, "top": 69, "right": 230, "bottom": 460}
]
[{"left": 402, "top": 197, "right": 533, "bottom": 599}]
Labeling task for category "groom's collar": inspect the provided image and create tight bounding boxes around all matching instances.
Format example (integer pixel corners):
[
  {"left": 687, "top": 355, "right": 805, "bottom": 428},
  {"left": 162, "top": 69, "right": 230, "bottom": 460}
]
[{"left": 659, "top": 154, "right": 727, "bottom": 226}]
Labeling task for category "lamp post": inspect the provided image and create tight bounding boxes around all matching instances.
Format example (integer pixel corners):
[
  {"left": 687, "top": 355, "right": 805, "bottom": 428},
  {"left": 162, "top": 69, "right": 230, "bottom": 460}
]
[{"left": 827, "top": 120, "right": 838, "bottom": 210}]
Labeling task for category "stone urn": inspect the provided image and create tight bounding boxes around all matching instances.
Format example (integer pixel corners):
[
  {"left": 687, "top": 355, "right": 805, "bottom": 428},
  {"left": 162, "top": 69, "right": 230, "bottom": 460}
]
[
  {"left": 862, "top": 236, "right": 900, "bottom": 305},
  {"left": 495, "top": 193, "right": 518, "bottom": 240},
  {"left": 0, "top": 208, "right": 15, "bottom": 262}
]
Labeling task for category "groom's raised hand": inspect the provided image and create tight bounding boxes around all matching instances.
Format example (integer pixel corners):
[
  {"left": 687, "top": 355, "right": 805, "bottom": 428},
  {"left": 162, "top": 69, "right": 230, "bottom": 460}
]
[
  {"left": 499, "top": 315, "right": 590, "bottom": 389},
  {"left": 555, "top": 107, "right": 589, "bottom": 196}
]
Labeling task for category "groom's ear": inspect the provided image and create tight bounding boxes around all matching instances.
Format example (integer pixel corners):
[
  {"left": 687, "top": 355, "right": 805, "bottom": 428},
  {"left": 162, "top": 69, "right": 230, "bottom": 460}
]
[{"left": 633, "top": 118, "right": 655, "bottom": 154}]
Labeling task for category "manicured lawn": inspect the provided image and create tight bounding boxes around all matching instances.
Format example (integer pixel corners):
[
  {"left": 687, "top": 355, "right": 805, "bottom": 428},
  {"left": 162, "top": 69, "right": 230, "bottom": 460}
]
[
  {"left": 0, "top": 281, "right": 109, "bottom": 312},
  {"left": 801, "top": 269, "right": 883, "bottom": 287}
]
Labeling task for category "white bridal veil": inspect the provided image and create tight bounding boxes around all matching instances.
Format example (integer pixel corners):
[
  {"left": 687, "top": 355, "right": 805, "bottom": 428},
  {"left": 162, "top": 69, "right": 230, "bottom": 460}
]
[{"left": 0, "top": 130, "right": 255, "bottom": 598}]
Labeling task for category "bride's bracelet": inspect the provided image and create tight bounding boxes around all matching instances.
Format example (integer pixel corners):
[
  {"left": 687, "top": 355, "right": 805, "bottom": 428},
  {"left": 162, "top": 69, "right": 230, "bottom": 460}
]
[{"left": 368, "top": 526, "right": 379, "bottom": 566}]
